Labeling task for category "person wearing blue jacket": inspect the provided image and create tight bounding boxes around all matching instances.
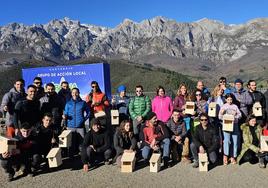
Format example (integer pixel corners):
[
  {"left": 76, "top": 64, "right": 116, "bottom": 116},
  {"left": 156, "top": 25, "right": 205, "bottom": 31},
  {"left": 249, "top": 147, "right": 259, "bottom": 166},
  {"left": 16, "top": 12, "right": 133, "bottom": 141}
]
[{"left": 63, "top": 88, "right": 90, "bottom": 156}]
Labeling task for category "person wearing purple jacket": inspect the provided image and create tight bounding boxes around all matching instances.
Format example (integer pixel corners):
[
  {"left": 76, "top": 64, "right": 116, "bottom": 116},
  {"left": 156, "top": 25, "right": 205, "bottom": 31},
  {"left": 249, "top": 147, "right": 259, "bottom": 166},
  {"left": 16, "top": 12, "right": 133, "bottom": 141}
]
[
  {"left": 219, "top": 93, "right": 242, "bottom": 165},
  {"left": 152, "top": 86, "right": 173, "bottom": 123},
  {"left": 232, "top": 79, "right": 253, "bottom": 123}
]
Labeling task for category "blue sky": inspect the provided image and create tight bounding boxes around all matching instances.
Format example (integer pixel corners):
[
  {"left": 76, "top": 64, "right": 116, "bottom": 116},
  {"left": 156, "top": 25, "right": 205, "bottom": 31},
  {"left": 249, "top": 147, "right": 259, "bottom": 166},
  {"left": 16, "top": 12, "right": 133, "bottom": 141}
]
[{"left": 0, "top": 0, "right": 268, "bottom": 27}]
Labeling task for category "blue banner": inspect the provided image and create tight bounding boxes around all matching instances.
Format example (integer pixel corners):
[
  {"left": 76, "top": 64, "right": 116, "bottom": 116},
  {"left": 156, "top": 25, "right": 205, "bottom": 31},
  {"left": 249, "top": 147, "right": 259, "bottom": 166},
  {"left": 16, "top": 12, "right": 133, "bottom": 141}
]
[{"left": 22, "top": 63, "right": 111, "bottom": 100}]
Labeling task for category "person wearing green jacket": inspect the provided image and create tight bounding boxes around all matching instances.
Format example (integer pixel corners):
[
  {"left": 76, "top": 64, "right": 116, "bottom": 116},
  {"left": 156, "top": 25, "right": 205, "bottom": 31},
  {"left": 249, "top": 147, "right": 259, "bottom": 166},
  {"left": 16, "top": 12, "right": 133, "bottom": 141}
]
[
  {"left": 129, "top": 85, "right": 151, "bottom": 136},
  {"left": 237, "top": 114, "right": 265, "bottom": 168}
]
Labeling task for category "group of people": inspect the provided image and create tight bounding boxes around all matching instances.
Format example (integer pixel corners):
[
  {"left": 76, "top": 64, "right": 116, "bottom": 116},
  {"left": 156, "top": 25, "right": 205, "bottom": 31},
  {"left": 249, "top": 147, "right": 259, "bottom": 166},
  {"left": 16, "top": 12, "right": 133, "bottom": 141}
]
[{"left": 0, "top": 76, "right": 268, "bottom": 182}]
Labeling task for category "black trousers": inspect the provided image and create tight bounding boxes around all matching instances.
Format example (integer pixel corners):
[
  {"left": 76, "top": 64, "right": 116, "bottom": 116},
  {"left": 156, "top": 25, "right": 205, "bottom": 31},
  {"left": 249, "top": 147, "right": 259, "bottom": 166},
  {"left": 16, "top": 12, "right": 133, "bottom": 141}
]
[
  {"left": 0, "top": 153, "right": 41, "bottom": 175},
  {"left": 82, "top": 146, "right": 112, "bottom": 165}
]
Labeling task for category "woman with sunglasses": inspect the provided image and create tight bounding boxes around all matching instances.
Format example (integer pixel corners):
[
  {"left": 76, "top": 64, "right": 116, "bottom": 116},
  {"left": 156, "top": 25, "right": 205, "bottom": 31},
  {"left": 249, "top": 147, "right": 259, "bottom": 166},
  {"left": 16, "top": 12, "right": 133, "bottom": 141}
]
[
  {"left": 152, "top": 86, "right": 173, "bottom": 123},
  {"left": 219, "top": 93, "right": 242, "bottom": 165},
  {"left": 192, "top": 89, "right": 208, "bottom": 117}
]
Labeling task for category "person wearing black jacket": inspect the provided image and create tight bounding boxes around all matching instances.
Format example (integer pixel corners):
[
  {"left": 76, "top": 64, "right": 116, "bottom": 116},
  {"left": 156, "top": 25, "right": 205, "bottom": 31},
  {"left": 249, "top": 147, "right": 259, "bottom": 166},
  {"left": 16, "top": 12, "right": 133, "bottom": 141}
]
[
  {"left": 35, "top": 113, "right": 59, "bottom": 157},
  {"left": 14, "top": 85, "right": 41, "bottom": 133},
  {"left": 247, "top": 80, "right": 267, "bottom": 126},
  {"left": 81, "top": 118, "right": 112, "bottom": 172},
  {"left": 0, "top": 122, "right": 41, "bottom": 181},
  {"left": 113, "top": 120, "right": 137, "bottom": 166},
  {"left": 39, "top": 83, "right": 64, "bottom": 130},
  {"left": 190, "top": 113, "right": 219, "bottom": 168}
]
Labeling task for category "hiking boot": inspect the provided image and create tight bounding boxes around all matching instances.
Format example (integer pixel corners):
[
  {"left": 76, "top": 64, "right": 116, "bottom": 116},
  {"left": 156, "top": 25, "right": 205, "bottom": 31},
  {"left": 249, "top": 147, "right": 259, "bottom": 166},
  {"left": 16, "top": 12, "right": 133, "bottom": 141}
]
[
  {"left": 192, "top": 161, "right": 199, "bottom": 168},
  {"left": 163, "top": 157, "right": 171, "bottom": 168}
]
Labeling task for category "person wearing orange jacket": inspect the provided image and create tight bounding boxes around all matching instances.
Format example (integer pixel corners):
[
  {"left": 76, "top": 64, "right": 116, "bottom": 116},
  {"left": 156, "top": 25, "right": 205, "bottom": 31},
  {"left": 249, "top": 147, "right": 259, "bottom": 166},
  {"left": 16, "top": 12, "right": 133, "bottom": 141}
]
[{"left": 85, "top": 81, "right": 109, "bottom": 127}]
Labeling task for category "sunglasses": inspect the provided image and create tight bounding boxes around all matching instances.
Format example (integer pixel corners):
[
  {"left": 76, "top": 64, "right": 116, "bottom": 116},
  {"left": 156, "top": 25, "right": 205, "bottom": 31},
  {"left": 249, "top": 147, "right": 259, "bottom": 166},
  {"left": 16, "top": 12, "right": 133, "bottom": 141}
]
[
  {"left": 91, "top": 85, "right": 97, "bottom": 88},
  {"left": 200, "top": 119, "right": 208, "bottom": 122},
  {"left": 34, "top": 82, "right": 41, "bottom": 84},
  {"left": 196, "top": 93, "right": 201, "bottom": 96},
  {"left": 219, "top": 81, "right": 226, "bottom": 83},
  {"left": 136, "top": 90, "right": 142, "bottom": 93}
]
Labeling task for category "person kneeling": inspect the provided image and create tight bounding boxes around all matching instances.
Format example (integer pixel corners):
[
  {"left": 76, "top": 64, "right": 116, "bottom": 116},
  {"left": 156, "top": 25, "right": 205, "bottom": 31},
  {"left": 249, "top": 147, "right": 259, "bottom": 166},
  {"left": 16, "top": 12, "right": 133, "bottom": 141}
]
[
  {"left": 190, "top": 113, "right": 219, "bottom": 168},
  {"left": 81, "top": 119, "right": 112, "bottom": 172},
  {"left": 114, "top": 120, "right": 137, "bottom": 166},
  {"left": 0, "top": 122, "right": 41, "bottom": 181},
  {"left": 237, "top": 115, "right": 267, "bottom": 168},
  {"left": 140, "top": 112, "right": 171, "bottom": 168}
]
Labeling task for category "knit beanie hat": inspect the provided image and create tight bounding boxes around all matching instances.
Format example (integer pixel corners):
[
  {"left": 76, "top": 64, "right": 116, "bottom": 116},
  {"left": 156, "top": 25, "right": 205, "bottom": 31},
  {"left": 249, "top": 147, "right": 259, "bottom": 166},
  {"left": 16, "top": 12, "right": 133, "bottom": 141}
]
[
  {"left": 234, "top": 79, "right": 243, "bottom": 84},
  {"left": 146, "top": 111, "right": 157, "bottom": 120},
  {"left": 117, "top": 85, "right": 126, "bottom": 93}
]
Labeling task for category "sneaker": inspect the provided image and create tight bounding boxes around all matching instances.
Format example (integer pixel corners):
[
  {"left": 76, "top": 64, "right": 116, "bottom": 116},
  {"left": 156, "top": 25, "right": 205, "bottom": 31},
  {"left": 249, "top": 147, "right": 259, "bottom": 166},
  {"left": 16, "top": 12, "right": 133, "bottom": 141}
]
[
  {"left": 181, "top": 156, "right": 192, "bottom": 164},
  {"left": 104, "top": 160, "right": 110, "bottom": 165},
  {"left": 223, "top": 155, "right": 228, "bottom": 165},
  {"left": 7, "top": 172, "right": 15, "bottom": 182},
  {"left": 230, "top": 157, "right": 237, "bottom": 165},
  {"left": 259, "top": 158, "right": 266, "bottom": 168},
  {"left": 192, "top": 161, "right": 199, "bottom": 168}
]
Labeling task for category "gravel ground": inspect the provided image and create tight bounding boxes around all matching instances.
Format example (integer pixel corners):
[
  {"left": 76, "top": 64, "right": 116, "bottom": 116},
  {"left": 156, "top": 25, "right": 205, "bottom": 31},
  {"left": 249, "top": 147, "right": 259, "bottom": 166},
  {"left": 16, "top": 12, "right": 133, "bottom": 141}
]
[{"left": 1, "top": 157, "right": 268, "bottom": 188}]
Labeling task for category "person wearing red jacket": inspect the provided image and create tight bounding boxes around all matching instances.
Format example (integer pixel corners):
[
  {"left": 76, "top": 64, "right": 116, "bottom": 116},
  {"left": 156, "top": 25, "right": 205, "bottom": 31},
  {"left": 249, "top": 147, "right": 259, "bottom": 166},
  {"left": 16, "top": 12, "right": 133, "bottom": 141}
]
[{"left": 140, "top": 112, "right": 170, "bottom": 167}]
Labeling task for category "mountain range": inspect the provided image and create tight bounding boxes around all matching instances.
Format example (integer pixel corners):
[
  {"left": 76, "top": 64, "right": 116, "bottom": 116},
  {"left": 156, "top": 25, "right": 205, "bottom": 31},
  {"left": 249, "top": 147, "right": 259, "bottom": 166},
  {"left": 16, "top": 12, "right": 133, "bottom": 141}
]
[{"left": 0, "top": 17, "right": 268, "bottom": 86}]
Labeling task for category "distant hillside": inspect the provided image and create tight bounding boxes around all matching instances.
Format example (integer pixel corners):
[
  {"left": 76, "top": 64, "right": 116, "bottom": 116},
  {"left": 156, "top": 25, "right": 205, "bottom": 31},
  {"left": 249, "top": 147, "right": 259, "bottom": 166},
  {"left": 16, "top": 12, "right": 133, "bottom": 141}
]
[{"left": 0, "top": 58, "right": 196, "bottom": 99}]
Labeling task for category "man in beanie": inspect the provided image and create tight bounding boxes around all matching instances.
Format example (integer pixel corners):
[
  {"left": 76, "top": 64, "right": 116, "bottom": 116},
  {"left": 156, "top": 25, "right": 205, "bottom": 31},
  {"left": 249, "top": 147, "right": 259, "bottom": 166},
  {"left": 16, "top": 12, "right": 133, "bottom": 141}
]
[
  {"left": 232, "top": 79, "right": 253, "bottom": 123},
  {"left": 81, "top": 118, "right": 112, "bottom": 172},
  {"left": 140, "top": 111, "right": 171, "bottom": 168},
  {"left": 111, "top": 85, "right": 130, "bottom": 122}
]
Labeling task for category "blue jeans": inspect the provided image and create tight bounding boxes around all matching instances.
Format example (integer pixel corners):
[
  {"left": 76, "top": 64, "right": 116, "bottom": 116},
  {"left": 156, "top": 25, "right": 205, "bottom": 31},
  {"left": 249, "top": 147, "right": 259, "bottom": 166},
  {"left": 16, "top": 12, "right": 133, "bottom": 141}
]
[
  {"left": 142, "top": 138, "right": 170, "bottom": 159},
  {"left": 223, "top": 124, "right": 239, "bottom": 157}
]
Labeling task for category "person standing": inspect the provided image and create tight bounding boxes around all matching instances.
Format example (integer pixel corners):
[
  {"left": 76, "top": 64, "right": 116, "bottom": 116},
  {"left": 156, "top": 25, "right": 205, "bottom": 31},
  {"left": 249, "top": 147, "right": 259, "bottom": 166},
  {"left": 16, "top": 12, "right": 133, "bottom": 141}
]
[
  {"left": 1, "top": 78, "right": 26, "bottom": 137},
  {"left": 219, "top": 94, "right": 242, "bottom": 165},
  {"left": 129, "top": 85, "right": 151, "bottom": 137},
  {"left": 58, "top": 81, "right": 72, "bottom": 106},
  {"left": 152, "top": 86, "right": 173, "bottom": 124},
  {"left": 111, "top": 85, "right": 131, "bottom": 122},
  {"left": 33, "top": 77, "right": 45, "bottom": 100},
  {"left": 14, "top": 85, "right": 41, "bottom": 134},
  {"left": 247, "top": 80, "right": 267, "bottom": 126},
  {"left": 63, "top": 88, "right": 90, "bottom": 157},
  {"left": 232, "top": 79, "right": 253, "bottom": 123},
  {"left": 40, "top": 83, "right": 64, "bottom": 131}
]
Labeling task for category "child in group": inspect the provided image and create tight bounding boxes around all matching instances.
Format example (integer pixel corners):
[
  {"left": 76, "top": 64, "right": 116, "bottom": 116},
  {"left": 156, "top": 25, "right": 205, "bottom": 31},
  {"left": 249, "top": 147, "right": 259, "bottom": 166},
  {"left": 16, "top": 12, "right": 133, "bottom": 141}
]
[
  {"left": 219, "top": 93, "right": 242, "bottom": 165},
  {"left": 0, "top": 122, "right": 41, "bottom": 181}
]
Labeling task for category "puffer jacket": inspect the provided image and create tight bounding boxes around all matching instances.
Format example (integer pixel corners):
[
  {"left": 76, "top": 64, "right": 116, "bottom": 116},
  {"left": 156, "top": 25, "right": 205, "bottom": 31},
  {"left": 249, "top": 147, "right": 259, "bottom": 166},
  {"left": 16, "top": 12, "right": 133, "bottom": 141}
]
[
  {"left": 0, "top": 88, "right": 26, "bottom": 126},
  {"left": 152, "top": 96, "right": 173, "bottom": 123},
  {"left": 129, "top": 95, "right": 151, "bottom": 120},
  {"left": 64, "top": 97, "right": 90, "bottom": 128},
  {"left": 85, "top": 92, "right": 109, "bottom": 115},
  {"left": 237, "top": 123, "right": 262, "bottom": 163}
]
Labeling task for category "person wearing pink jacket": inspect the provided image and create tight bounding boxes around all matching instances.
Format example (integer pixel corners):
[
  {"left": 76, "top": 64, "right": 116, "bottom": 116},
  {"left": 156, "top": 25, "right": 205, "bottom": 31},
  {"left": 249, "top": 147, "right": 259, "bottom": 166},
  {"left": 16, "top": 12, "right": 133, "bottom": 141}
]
[{"left": 152, "top": 86, "right": 173, "bottom": 123}]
